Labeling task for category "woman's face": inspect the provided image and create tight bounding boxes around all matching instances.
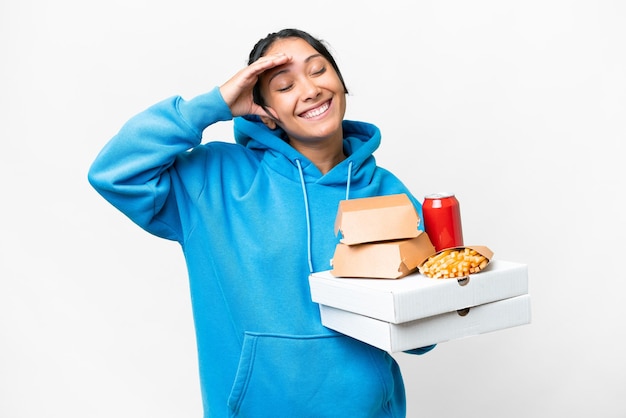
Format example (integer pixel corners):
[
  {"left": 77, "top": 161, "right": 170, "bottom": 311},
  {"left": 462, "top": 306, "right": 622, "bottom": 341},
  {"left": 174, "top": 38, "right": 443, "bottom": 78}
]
[{"left": 258, "top": 37, "right": 347, "bottom": 146}]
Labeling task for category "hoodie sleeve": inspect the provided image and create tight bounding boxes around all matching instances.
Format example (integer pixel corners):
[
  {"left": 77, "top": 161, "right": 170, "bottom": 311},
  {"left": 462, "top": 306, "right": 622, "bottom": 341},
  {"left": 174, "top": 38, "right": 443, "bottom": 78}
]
[{"left": 87, "top": 87, "right": 233, "bottom": 241}]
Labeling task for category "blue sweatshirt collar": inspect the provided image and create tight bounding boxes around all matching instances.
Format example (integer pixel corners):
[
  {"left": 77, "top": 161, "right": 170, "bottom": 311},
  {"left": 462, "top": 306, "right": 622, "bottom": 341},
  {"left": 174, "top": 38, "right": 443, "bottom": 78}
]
[{"left": 233, "top": 116, "right": 380, "bottom": 186}]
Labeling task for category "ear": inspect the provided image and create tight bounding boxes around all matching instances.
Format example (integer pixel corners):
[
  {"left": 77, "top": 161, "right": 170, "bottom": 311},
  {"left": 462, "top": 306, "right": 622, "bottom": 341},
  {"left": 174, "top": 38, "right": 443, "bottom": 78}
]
[
  {"left": 260, "top": 106, "right": 279, "bottom": 130},
  {"left": 260, "top": 115, "right": 278, "bottom": 130}
]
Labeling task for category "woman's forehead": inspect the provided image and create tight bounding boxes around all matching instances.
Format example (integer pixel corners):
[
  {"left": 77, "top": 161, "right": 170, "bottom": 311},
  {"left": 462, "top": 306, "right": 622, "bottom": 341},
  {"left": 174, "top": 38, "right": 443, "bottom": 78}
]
[{"left": 264, "top": 37, "right": 317, "bottom": 57}]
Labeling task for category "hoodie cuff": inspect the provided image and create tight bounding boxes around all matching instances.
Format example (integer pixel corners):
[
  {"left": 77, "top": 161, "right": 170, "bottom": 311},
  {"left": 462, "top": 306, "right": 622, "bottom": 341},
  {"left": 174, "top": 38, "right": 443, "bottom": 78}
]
[{"left": 177, "top": 87, "right": 234, "bottom": 134}]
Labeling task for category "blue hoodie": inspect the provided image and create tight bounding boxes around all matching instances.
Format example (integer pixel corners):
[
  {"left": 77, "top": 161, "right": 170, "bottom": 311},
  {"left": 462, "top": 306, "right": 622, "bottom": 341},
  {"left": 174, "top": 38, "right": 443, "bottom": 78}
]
[{"left": 88, "top": 87, "right": 434, "bottom": 417}]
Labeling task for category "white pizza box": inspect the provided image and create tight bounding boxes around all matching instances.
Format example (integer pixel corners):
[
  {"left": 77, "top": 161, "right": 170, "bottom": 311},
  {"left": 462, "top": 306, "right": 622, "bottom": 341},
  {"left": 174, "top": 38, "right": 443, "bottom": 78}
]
[
  {"left": 309, "top": 260, "right": 528, "bottom": 324},
  {"left": 319, "top": 294, "right": 531, "bottom": 352}
]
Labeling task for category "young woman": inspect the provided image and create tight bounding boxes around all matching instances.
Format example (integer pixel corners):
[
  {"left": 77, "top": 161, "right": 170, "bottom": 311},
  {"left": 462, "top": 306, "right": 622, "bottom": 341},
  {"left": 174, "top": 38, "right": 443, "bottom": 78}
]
[{"left": 89, "top": 28, "right": 434, "bottom": 418}]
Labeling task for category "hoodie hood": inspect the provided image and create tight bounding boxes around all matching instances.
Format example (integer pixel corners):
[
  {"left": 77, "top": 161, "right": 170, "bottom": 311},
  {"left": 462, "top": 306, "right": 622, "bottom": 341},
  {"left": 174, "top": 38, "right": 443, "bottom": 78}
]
[{"left": 233, "top": 115, "right": 381, "bottom": 189}]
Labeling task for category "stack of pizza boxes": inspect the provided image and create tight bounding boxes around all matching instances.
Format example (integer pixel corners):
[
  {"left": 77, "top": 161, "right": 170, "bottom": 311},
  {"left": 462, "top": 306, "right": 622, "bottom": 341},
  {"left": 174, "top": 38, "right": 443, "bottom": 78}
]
[{"left": 309, "top": 193, "right": 531, "bottom": 352}]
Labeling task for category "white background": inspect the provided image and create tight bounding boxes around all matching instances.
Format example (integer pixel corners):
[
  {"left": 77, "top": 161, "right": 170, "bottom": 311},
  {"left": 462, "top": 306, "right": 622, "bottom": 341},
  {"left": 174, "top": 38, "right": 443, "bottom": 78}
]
[{"left": 1, "top": 1, "right": 624, "bottom": 417}]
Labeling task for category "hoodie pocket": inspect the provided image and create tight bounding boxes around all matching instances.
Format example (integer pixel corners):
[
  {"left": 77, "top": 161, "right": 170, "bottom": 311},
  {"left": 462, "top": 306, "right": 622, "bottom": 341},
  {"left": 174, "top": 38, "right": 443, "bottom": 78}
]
[{"left": 227, "top": 332, "right": 400, "bottom": 418}]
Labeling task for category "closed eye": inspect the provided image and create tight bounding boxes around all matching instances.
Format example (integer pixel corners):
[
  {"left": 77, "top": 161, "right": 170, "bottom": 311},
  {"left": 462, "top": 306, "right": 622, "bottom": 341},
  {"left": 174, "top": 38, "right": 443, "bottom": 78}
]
[
  {"left": 311, "top": 66, "right": 326, "bottom": 76},
  {"left": 276, "top": 84, "right": 293, "bottom": 92}
]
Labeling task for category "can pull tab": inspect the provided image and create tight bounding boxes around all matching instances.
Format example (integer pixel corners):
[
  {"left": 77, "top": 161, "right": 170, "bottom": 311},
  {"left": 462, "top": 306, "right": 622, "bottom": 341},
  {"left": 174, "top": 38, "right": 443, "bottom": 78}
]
[{"left": 456, "top": 276, "right": 470, "bottom": 286}]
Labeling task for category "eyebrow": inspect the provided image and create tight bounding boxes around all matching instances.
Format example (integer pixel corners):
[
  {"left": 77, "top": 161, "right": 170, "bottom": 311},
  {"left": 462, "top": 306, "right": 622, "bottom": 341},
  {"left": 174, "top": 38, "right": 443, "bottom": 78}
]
[{"left": 267, "top": 53, "right": 323, "bottom": 84}]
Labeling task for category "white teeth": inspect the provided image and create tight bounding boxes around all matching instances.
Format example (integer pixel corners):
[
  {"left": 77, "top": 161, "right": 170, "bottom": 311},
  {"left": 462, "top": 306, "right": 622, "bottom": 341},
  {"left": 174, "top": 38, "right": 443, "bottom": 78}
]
[{"left": 302, "top": 102, "right": 329, "bottom": 119}]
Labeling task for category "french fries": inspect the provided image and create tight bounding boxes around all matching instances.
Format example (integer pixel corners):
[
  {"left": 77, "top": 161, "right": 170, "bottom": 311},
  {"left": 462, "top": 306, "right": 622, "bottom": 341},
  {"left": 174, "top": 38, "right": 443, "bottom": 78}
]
[{"left": 419, "top": 247, "right": 489, "bottom": 279}]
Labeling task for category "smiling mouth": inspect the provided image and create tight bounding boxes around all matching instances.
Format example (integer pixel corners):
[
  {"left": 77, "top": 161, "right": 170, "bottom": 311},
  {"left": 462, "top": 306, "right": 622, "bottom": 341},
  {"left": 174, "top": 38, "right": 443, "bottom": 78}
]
[{"left": 300, "top": 101, "right": 330, "bottom": 119}]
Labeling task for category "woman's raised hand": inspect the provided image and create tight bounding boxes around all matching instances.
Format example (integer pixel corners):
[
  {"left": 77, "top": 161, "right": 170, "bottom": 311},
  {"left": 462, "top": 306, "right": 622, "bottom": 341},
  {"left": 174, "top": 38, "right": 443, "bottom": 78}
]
[{"left": 219, "top": 53, "right": 291, "bottom": 118}]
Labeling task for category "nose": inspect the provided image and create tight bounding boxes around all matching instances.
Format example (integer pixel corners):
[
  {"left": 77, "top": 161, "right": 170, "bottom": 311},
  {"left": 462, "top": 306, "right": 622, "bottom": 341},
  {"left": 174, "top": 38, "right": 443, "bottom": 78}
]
[{"left": 300, "top": 78, "right": 321, "bottom": 101}]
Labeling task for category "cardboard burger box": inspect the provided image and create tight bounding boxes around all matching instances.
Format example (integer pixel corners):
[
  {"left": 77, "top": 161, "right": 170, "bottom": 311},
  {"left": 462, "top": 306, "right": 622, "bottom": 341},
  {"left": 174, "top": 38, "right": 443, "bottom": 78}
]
[
  {"left": 331, "top": 232, "right": 435, "bottom": 279},
  {"left": 334, "top": 193, "right": 420, "bottom": 245},
  {"left": 331, "top": 193, "right": 433, "bottom": 279}
]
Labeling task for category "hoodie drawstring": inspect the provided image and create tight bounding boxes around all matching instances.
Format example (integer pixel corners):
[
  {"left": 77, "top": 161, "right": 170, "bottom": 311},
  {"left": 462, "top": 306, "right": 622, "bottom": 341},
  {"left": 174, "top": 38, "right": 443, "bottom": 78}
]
[
  {"left": 345, "top": 161, "right": 353, "bottom": 200},
  {"left": 295, "top": 159, "right": 314, "bottom": 274},
  {"left": 296, "top": 159, "right": 353, "bottom": 274}
]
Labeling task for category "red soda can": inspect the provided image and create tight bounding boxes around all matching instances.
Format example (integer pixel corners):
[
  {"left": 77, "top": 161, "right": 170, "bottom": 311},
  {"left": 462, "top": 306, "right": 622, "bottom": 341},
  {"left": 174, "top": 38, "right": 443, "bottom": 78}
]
[{"left": 422, "top": 193, "right": 464, "bottom": 252}]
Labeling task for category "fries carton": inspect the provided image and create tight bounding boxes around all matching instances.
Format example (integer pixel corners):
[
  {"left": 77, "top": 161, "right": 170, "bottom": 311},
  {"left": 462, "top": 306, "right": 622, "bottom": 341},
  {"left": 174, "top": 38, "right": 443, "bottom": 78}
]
[
  {"left": 311, "top": 259, "right": 528, "bottom": 323},
  {"left": 418, "top": 245, "right": 494, "bottom": 279},
  {"left": 334, "top": 194, "right": 420, "bottom": 245},
  {"left": 318, "top": 294, "right": 531, "bottom": 352},
  {"left": 330, "top": 232, "right": 435, "bottom": 279}
]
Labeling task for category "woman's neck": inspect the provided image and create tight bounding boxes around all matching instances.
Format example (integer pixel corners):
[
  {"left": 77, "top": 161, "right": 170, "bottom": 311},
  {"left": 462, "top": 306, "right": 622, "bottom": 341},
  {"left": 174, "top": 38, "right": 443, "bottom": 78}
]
[{"left": 291, "top": 140, "right": 346, "bottom": 175}]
